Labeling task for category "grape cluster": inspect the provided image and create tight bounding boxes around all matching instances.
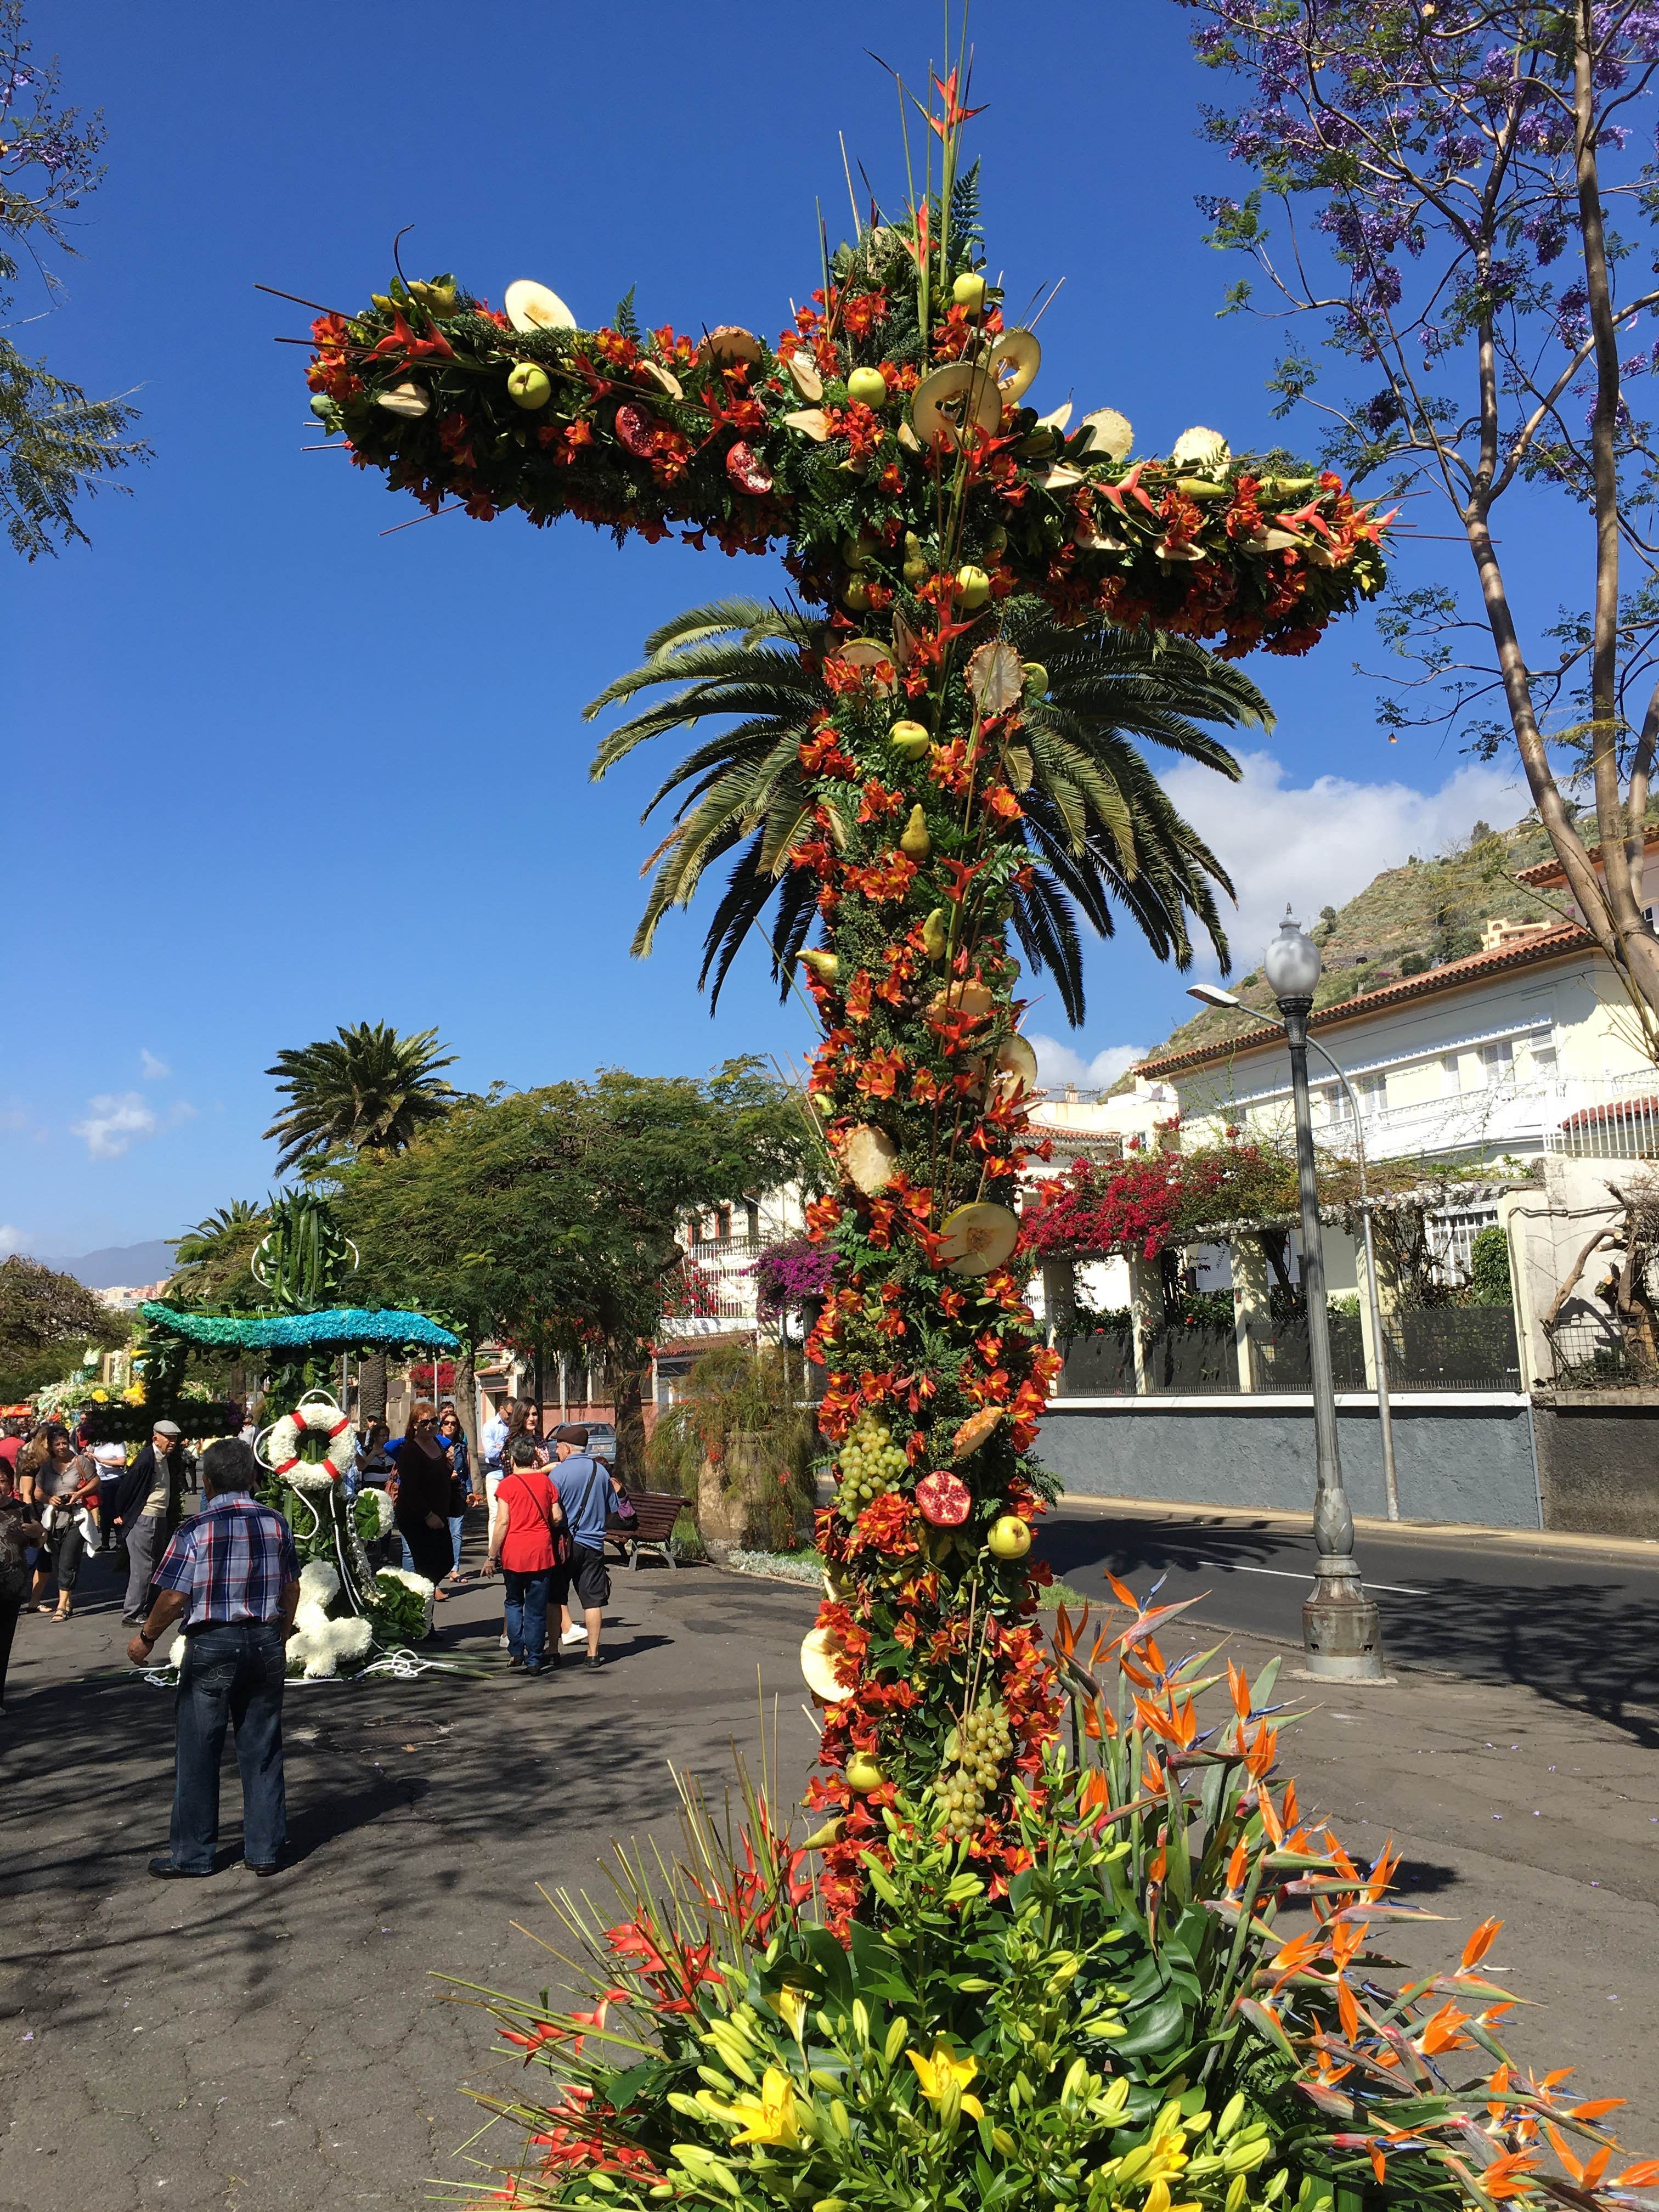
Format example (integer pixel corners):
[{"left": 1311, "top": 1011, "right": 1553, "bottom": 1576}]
[
  {"left": 935, "top": 1701, "right": 1015, "bottom": 1841},
  {"left": 836, "top": 1416, "right": 908, "bottom": 1519}
]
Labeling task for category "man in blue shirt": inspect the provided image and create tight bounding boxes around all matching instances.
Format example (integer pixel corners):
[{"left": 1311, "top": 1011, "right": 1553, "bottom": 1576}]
[{"left": 549, "top": 1424, "right": 624, "bottom": 1669}]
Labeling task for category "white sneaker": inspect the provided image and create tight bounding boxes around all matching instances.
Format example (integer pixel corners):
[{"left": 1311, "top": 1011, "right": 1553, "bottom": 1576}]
[{"left": 560, "top": 1626, "right": 586, "bottom": 1647}]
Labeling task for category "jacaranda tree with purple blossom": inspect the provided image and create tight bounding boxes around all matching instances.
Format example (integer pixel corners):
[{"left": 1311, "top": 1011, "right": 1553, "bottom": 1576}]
[{"left": 1180, "top": 0, "right": 1659, "bottom": 1050}]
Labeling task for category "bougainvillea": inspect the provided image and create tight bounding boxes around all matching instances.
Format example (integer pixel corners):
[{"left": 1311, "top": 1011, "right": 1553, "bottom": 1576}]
[
  {"left": 1023, "top": 1143, "right": 1300, "bottom": 1264},
  {"left": 748, "top": 1235, "right": 836, "bottom": 1321},
  {"left": 299, "top": 80, "right": 1387, "bottom": 1917}
]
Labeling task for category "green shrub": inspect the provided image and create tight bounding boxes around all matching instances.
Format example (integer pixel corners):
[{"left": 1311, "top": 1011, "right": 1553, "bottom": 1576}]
[{"left": 1469, "top": 1225, "right": 1513, "bottom": 1307}]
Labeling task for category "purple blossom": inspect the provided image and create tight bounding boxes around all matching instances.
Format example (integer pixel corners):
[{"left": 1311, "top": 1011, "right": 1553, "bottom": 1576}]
[{"left": 747, "top": 1236, "right": 833, "bottom": 1320}]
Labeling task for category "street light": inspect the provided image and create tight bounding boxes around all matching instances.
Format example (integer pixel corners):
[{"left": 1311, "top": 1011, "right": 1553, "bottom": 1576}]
[
  {"left": 1192, "top": 915, "right": 1385, "bottom": 1680},
  {"left": 1187, "top": 983, "right": 1400, "bottom": 1523}
]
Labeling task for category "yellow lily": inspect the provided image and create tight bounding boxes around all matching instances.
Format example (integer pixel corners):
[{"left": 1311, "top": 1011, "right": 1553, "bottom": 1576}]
[
  {"left": 774, "top": 1985, "right": 809, "bottom": 2043},
  {"left": 907, "top": 2040, "right": 985, "bottom": 2122},
  {"left": 725, "top": 2066, "right": 803, "bottom": 2147}
]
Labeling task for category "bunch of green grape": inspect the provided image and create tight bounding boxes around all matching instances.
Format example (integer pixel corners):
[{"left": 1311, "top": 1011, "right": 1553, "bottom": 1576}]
[
  {"left": 935, "top": 1701, "right": 1014, "bottom": 1841},
  {"left": 836, "top": 1415, "right": 909, "bottom": 1520}
]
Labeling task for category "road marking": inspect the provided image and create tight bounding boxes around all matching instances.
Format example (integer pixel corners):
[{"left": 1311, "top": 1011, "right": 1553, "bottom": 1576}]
[{"left": 1225, "top": 1564, "right": 1430, "bottom": 1597}]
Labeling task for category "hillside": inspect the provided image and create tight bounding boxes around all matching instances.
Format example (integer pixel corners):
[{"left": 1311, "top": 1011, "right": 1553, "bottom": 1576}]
[{"left": 1119, "top": 809, "right": 1582, "bottom": 1085}]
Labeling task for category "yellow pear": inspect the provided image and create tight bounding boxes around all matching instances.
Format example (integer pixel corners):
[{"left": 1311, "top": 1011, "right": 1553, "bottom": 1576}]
[{"left": 899, "top": 805, "right": 932, "bottom": 860}]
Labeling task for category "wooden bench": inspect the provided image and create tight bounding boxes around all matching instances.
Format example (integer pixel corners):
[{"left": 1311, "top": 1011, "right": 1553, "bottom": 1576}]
[{"left": 604, "top": 1489, "right": 687, "bottom": 1571}]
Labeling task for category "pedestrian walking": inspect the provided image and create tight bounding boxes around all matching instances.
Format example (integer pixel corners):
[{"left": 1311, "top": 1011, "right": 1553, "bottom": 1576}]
[
  {"left": 93, "top": 1440, "right": 127, "bottom": 1544},
  {"left": 37, "top": 1438, "right": 100, "bottom": 1622},
  {"left": 485, "top": 1436, "right": 568, "bottom": 1674},
  {"left": 437, "top": 1406, "right": 475, "bottom": 1582},
  {"left": 0, "top": 1459, "right": 43, "bottom": 1715},
  {"left": 548, "top": 1424, "right": 628, "bottom": 1668},
  {"left": 391, "top": 1400, "right": 455, "bottom": 1599},
  {"left": 112, "top": 1419, "right": 185, "bottom": 1624},
  {"left": 128, "top": 1437, "right": 300, "bottom": 1878}
]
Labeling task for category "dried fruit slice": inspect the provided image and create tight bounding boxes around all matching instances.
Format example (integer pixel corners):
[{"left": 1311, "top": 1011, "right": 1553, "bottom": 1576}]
[
  {"left": 1078, "top": 407, "right": 1133, "bottom": 461},
  {"left": 952, "top": 1406, "right": 1003, "bottom": 1460},
  {"left": 783, "top": 407, "right": 833, "bottom": 442},
  {"left": 504, "top": 280, "right": 577, "bottom": 334},
  {"left": 990, "top": 328, "right": 1041, "bottom": 401},
  {"left": 800, "top": 1626, "right": 855, "bottom": 1702},
  {"left": 911, "top": 362, "right": 1002, "bottom": 449},
  {"left": 927, "top": 980, "right": 994, "bottom": 1023},
  {"left": 842, "top": 1124, "right": 898, "bottom": 1195},
  {"left": 701, "top": 324, "right": 765, "bottom": 367},
  {"left": 785, "top": 349, "right": 824, "bottom": 400},
  {"left": 939, "top": 1202, "right": 1020, "bottom": 1276},
  {"left": 1170, "top": 424, "right": 1230, "bottom": 477},
  {"left": 375, "top": 382, "right": 430, "bottom": 417},
  {"left": 639, "top": 358, "right": 684, "bottom": 401},
  {"left": 996, "top": 1034, "right": 1039, "bottom": 1090},
  {"left": 838, "top": 637, "right": 898, "bottom": 693},
  {"left": 916, "top": 1469, "right": 972, "bottom": 1527},
  {"left": 725, "top": 441, "right": 773, "bottom": 495}
]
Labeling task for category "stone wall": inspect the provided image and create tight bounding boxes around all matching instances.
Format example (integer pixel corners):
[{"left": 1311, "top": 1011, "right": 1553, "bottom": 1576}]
[
  {"left": 1035, "top": 1398, "right": 1541, "bottom": 1528},
  {"left": 1530, "top": 1390, "right": 1659, "bottom": 1539}
]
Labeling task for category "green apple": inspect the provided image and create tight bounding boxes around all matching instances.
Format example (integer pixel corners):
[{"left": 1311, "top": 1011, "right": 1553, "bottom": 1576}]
[
  {"left": 952, "top": 271, "right": 988, "bottom": 312},
  {"left": 506, "top": 363, "right": 552, "bottom": 410},
  {"left": 1022, "top": 661, "right": 1050, "bottom": 697},
  {"left": 846, "top": 366, "right": 889, "bottom": 409},
  {"left": 889, "top": 720, "right": 932, "bottom": 757},
  {"left": 988, "top": 1514, "right": 1032, "bottom": 1561},
  {"left": 955, "top": 564, "right": 992, "bottom": 611}
]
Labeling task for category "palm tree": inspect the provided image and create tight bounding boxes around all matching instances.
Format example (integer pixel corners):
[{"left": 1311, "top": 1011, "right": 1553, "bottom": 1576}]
[
  {"left": 263, "top": 1022, "right": 458, "bottom": 1175},
  {"left": 168, "top": 1199, "right": 269, "bottom": 1307},
  {"left": 584, "top": 597, "right": 1267, "bottom": 1020},
  {"left": 264, "top": 1023, "right": 458, "bottom": 1425}
]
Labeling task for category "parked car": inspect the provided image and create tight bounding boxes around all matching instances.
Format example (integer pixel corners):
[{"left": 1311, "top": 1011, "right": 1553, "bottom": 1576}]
[{"left": 578, "top": 1421, "right": 618, "bottom": 1465}]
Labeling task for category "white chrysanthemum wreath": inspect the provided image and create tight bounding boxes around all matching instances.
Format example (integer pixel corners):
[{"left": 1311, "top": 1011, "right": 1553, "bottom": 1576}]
[{"left": 261, "top": 1393, "right": 357, "bottom": 1489}]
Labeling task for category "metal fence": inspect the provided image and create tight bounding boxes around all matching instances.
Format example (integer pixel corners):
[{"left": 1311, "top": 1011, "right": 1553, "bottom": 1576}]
[
  {"left": 1545, "top": 1092, "right": 1659, "bottom": 1160},
  {"left": 1053, "top": 1302, "right": 1520, "bottom": 1397},
  {"left": 1545, "top": 1313, "right": 1650, "bottom": 1389}
]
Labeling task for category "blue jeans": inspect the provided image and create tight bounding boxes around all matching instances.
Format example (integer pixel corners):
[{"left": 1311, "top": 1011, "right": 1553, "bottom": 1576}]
[
  {"left": 447, "top": 1514, "right": 464, "bottom": 1573},
  {"left": 169, "top": 1621, "right": 288, "bottom": 1871},
  {"left": 501, "top": 1568, "right": 550, "bottom": 1668}
]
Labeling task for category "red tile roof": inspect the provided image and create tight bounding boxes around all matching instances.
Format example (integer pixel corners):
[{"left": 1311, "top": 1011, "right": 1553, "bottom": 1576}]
[
  {"left": 1513, "top": 824, "right": 1659, "bottom": 888},
  {"left": 1136, "top": 922, "right": 1591, "bottom": 1079}
]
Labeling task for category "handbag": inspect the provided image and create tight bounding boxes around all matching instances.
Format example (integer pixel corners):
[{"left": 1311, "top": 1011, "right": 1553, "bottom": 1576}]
[{"left": 611, "top": 1475, "right": 639, "bottom": 1529}]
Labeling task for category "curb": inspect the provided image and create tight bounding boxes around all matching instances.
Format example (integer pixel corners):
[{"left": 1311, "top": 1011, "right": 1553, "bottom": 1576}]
[{"left": 1054, "top": 1491, "right": 1659, "bottom": 1564}]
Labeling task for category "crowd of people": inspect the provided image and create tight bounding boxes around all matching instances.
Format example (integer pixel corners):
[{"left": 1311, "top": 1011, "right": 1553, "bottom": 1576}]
[{"left": 0, "top": 1395, "right": 635, "bottom": 1713}]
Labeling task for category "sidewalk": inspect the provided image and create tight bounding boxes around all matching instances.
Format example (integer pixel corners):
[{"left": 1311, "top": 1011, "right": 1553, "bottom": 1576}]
[
  {"left": 1, "top": 1544, "right": 1652, "bottom": 2211},
  {"left": 1060, "top": 1487, "right": 1659, "bottom": 1563}
]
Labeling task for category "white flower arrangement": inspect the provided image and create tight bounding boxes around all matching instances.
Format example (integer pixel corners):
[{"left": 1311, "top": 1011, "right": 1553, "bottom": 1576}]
[
  {"left": 285, "top": 1558, "right": 375, "bottom": 1679},
  {"left": 356, "top": 1485, "right": 394, "bottom": 1536},
  {"left": 261, "top": 1393, "right": 357, "bottom": 1491},
  {"left": 376, "top": 1567, "right": 435, "bottom": 1598}
]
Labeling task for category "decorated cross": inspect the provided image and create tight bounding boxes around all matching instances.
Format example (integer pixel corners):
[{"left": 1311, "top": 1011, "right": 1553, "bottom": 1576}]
[{"left": 300, "top": 91, "right": 1386, "bottom": 1922}]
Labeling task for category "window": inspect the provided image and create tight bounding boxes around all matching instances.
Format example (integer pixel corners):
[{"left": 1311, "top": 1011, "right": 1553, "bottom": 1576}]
[
  {"left": 1480, "top": 1039, "right": 1515, "bottom": 1087},
  {"left": 1322, "top": 1082, "right": 1352, "bottom": 1126},
  {"left": 1357, "top": 1073, "right": 1387, "bottom": 1115},
  {"left": 1529, "top": 1040, "right": 1559, "bottom": 1083},
  {"left": 1441, "top": 1053, "right": 1464, "bottom": 1096}
]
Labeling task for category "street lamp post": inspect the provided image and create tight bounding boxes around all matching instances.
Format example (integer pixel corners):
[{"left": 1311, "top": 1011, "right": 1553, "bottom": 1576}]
[
  {"left": 1258, "top": 913, "right": 1387, "bottom": 1679},
  {"left": 1187, "top": 989, "right": 1400, "bottom": 1523}
]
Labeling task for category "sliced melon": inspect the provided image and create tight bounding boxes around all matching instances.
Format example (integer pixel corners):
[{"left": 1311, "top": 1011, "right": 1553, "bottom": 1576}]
[
  {"left": 939, "top": 1202, "right": 1020, "bottom": 1276},
  {"left": 911, "top": 362, "right": 1002, "bottom": 449},
  {"left": 375, "top": 382, "right": 431, "bottom": 418},
  {"left": 800, "top": 1626, "right": 854, "bottom": 1702},
  {"left": 990, "top": 328, "right": 1041, "bottom": 401},
  {"left": 1078, "top": 407, "right": 1133, "bottom": 461},
  {"left": 504, "top": 280, "right": 577, "bottom": 334},
  {"left": 842, "top": 1124, "right": 898, "bottom": 1194},
  {"left": 952, "top": 1406, "right": 1003, "bottom": 1460}
]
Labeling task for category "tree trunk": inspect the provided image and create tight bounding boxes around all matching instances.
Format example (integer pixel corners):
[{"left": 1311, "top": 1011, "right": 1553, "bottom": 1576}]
[
  {"left": 359, "top": 1351, "right": 387, "bottom": 1427},
  {"left": 454, "top": 1342, "right": 477, "bottom": 1456},
  {"left": 612, "top": 1344, "right": 650, "bottom": 1482}
]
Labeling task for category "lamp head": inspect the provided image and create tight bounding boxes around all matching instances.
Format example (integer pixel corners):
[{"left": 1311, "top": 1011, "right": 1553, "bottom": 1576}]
[
  {"left": 1187, "top": 984, "right": 1242, "bottom": 1010},
  {"left": 1263, "top": 907, "right": 1323, "bottom": 1006}
]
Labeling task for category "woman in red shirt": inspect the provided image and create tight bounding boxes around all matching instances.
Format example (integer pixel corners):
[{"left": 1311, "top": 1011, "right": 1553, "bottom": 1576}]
[{"left": 485, "top": 1437, "right": 567, "bottom": 1674}]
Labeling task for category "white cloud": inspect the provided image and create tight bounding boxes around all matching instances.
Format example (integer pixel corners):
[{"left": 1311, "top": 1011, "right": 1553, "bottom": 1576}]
[
  {"left": 71, "top": 1092, "right": 159, "bottom": 1160},
  {"left": 1160, "top": 748, "right": 1525, "bottom": 978},
  {"left": 0, "top": 1226, "right": 20, "bottom": 1256},
  {"left": 139, "top": 1049, "right": 171, "bottom": 1080},
  {"left": 1030, "top": 1036, "right": 1148, "bottom": 1093}
]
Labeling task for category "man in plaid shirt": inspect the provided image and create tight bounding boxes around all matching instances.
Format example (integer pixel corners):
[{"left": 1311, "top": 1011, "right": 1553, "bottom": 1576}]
[{"left": 128, "top": 1437, "right": 301, "bottom": 1878}]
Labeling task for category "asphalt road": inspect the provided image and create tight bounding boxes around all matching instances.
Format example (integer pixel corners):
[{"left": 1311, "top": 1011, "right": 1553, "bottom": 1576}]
[{"left": 1038, "top": 1500, "right": 1659, "bottom": 1742}]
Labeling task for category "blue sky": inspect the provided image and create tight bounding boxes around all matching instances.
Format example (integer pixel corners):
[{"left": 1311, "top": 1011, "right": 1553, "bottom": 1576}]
[{"left": 7, "top": 0, "right": 1530, "bottom": 1257}]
